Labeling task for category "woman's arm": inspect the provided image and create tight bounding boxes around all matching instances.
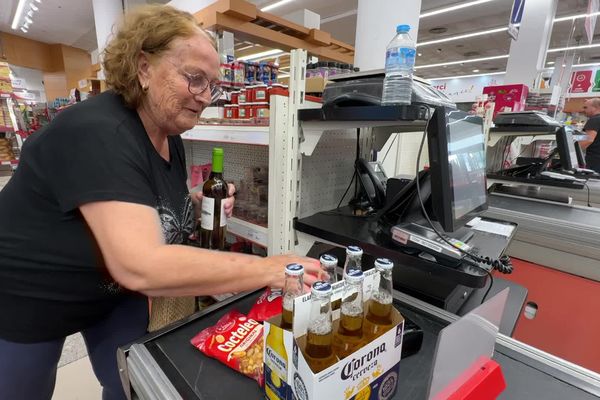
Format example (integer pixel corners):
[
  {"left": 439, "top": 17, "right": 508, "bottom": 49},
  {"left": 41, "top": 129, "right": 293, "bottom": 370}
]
[{"left": 80, "top": 201, "right": 320, "bottom": 297}]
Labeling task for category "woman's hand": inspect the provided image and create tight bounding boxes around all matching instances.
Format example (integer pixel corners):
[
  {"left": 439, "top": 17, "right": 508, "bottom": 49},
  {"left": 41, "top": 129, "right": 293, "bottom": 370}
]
[
  {"left": 191, "top": 182, "right": 236, "bottom": 219},
  {"left": 263, "top": 254, "right": 322, "bottom": 292}
]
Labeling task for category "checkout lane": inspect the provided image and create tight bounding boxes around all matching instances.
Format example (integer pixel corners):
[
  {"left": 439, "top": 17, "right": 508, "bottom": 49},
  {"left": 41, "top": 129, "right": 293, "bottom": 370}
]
[{"left": 119, "top": 287, "right": 600, "bottom": 400}]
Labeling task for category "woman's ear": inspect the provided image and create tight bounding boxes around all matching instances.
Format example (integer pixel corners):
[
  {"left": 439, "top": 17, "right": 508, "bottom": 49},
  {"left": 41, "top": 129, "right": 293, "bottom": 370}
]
[{"left": 137, "top": 51, "right": 151, "bottom": 87}]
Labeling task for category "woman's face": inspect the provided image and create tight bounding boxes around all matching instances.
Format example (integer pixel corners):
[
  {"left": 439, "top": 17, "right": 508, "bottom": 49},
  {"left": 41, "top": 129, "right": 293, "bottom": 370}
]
[{"left": 139, "top": 32, "right": 220, "bottom": 135}]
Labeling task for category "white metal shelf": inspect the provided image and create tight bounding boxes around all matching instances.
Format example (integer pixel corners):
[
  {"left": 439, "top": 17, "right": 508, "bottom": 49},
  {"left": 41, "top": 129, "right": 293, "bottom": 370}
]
[
  {"left": 181, "top": 125, "right": 269, "bottom": 146},
  {"left": 228, "top": 216, "right": 268, "bottom": 247}
]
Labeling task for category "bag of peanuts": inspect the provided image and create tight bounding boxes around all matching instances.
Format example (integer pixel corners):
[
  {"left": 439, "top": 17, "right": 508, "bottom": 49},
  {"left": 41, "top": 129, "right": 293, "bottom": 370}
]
[
  {"left": 191, "top": 310, "right": 264, "bottom": 386},
  {"left": 247, "top": 288, "right": 283, "bottom": 322}
]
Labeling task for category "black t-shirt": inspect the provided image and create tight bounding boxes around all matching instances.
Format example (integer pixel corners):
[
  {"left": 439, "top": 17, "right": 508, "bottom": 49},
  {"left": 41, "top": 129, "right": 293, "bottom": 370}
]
[
  {"left": 584, "top": 113, "right": 600, "bottom": 171},
  {"left": 0, "top": 91, "right": 194, "bottom": 343}
]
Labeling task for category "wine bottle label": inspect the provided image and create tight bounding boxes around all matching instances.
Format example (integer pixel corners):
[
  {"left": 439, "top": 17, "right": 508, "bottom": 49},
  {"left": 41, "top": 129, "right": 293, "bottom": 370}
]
[
  {"left": 201, "top": 197, "right": 215, "bottom": 230},
  {"left": 220, "top": 201, "right": 227, "bottom": 227},
  {"left": 201, "top": 197, "right": 228, "bottom": 230}
]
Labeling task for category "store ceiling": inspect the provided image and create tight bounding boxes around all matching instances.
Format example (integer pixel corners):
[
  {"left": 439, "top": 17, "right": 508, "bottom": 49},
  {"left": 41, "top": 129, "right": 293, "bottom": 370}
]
[{"left": 0, "top": 0, "right": 598, "bottom": 79}]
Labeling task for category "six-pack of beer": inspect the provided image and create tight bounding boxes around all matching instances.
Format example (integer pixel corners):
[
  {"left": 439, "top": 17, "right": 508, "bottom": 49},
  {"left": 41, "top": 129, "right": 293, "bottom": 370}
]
[{"left": 263, "top": 247, "right": 405, "bottom": 400}]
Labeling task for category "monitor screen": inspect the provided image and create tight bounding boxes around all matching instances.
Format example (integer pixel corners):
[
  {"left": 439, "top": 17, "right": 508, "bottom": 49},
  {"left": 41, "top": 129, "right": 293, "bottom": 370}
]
[
  {"left": 556, "top": 126, "right": 579, "bottom": 170},
  {"left": 447, "top": 111, "right": 488, "bottom": 222},
  {"left": 428, "top": 107, "right": 488, "bottom": 232}
]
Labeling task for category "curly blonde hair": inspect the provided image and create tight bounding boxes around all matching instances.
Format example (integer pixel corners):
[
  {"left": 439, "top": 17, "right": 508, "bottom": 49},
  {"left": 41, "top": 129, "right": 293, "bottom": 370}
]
[{"left": 103, "top": 5, "right": 215, "bottom": 108}]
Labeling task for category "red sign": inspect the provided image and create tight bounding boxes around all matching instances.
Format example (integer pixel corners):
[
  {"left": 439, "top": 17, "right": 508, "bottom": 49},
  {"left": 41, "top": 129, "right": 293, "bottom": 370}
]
[{"left": 569, "top": 70, "right": 593, "bottom": 93}]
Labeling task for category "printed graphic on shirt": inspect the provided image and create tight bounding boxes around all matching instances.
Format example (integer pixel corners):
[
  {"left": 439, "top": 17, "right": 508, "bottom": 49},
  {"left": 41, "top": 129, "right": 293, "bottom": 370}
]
[{"left": 157, "top": 195, "right": 195, "bottom": 245}]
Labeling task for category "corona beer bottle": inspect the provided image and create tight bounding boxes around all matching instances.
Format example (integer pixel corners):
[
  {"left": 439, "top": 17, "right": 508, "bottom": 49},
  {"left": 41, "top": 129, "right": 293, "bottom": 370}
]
[
  {"left": 333, "top": 269, "right": 365, "bottom": 359},
  {"left": 265, "top": 324, "right": 290, "bottom": 399},
  {"left": 343, "top": 246, "right": 363, "bottom": 276},
  {"left": 319, "top": 254, "right": 340, "bottom": 310},
  {"left": 303, "top": 281, "right": 337, "bottom": 373},
  {"left": 363, "top": 258, "right": 394, "bottom": 341},
  {"left": 281, "top": 264, "right": 304, "bottom": 331}
]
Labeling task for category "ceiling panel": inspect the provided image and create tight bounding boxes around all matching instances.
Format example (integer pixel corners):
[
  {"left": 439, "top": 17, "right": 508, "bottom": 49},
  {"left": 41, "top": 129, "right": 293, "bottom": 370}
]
[{"left": 0, "top": 0, "right": 597, "bottom": 78}]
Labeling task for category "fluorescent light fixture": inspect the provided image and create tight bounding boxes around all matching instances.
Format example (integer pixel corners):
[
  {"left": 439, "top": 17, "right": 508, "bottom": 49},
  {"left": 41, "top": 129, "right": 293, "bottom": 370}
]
[
  {"left": 321, "top": 9, "right": 357, "bottom": 24},
  {"left": 29, "top": 3, "right": 38, "bottom": 11},
  {"left": 23, "top": 22, "right": 30, "bottom": 29},
  {"left": 417, "top": 27, "right": 507, "bottom": 47},
  {"left": 472, "top": 69, "right": 480, "bottom": 72},
  {"left": 27, "top": 10, "right": 33, "bottom": 17},
  {"left": 429, "top": 71, "right": 505, "bottom": 80},
  {"left": 547, "top": 43, "right": 600, "bottom": 53},
  {"left": 11, "top": 0, "right": 27, "bottom": 30},
  {"left": 547, "top": 61, "right": 555, "bottom": 65},
  {"left": 415, "top": 54, "right": 509, "bottom": 69},
  {"left": 261, "top": 0, "right": 293, "bottom": 12},
  {"left": 34, "top": 0, "right": 41, "bottom": 3},
  {"left": 554, "top": 11, "right": 600, "bottom": 22},
  {"left": 24, "top": 16, "right": 33, "bottom": 24},
  {"left": 420, "top": 0, "right": 494, "bottom": 18},
  {"left": 238, "top": 49, "right": 284, "bottom": 61},
  {"left": 573, "top": 62, "right": 600, "bottom": 67},
  {"left": 20, "top": 27, "right": 28, "bottom": 33}
]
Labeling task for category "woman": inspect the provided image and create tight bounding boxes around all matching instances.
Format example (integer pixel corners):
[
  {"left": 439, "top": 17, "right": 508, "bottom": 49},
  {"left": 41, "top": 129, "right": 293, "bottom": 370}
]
[{"left": 0, "top": 5, "right": 319, "bottom": 400}]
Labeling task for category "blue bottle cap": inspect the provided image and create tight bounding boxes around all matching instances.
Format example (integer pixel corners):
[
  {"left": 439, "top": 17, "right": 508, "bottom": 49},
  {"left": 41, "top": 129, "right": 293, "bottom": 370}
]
[
  {"left": 396, "top": 24, "right": 410, "bottom": 33},
  {"left": 344, "top": 269, "right": 364, "bottom": 283},
  {"left": 346, "top": 246, "right": 363, "bottom": 256},
  {"left": 320, "top": 254, "right": 338, "bottom": 266},
  {"left": 375, "top": 258, "right": 394, "bottom": 270},
  {"left": 285, "top": 263, "right": 304, "bottom": 276},
  {"left": 312, "top": 281, "right": 332, "bottom": 295}
]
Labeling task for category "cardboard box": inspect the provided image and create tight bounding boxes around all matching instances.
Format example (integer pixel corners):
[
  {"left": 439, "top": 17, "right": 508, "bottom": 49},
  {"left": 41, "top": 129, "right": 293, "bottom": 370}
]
[
  {"left": 305, "top": 76, "right": 329, "bottom": 93},
  {"left": 263, "top": 269, "right": 404, "bottom": 400}
]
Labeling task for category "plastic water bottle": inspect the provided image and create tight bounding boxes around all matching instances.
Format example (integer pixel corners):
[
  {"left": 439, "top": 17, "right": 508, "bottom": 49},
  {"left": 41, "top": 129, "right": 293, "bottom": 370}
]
[{"left": 382, "top": 24, "right": 416, "bottom": 105}]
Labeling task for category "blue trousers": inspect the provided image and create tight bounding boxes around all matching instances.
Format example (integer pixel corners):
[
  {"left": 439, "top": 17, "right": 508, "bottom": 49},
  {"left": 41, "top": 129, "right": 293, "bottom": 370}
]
[{"left": 0, "top": 295, "right": 148, "bottom": 400}]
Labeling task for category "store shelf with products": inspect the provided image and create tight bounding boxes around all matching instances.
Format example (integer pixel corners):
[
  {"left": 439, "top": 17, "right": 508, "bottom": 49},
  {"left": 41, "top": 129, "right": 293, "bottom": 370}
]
[
  {"left": 182, "top": 125, "right": 269, "bottom": 146},
  {"left": 227, "top": 216, "right": 268, "bottom": 247}
]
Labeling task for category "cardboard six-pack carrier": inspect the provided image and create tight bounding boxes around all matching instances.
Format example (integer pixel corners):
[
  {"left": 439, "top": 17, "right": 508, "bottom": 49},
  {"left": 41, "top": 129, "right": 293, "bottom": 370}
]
[{"left": 263, "top": 269, "right": 405, "bottom": 400}]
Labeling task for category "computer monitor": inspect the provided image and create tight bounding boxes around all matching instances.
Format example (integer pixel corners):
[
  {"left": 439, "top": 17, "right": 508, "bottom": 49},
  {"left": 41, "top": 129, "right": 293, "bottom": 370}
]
[
  {"left": 428, "top": 107, "right": 488, "bottom": 232},
  {"left": 555, "top": 126, "right": 579, "bottom": 170}
]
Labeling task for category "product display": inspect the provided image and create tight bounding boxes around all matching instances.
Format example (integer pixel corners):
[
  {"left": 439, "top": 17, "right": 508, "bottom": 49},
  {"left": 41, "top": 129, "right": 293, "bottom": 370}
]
[{"left": 200, "top": 147, "right": 229, "bottom": 250}]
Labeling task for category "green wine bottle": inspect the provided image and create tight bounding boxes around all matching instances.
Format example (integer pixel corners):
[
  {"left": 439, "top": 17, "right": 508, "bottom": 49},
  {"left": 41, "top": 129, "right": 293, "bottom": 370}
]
[{"left": 200, "top": 148, "right": 229, "bottom": 250}]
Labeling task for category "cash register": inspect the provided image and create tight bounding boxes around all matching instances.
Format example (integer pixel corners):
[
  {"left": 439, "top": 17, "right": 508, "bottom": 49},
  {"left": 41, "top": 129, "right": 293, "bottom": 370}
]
[{"left": 377, "top": 107, "right": 512, "bottom": 274}]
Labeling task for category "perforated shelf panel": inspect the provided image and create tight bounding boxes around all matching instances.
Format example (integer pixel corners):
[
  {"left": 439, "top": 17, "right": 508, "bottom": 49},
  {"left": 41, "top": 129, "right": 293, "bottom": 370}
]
[{"left": 183, "top": 141, "right": 268, "bottom": 186}]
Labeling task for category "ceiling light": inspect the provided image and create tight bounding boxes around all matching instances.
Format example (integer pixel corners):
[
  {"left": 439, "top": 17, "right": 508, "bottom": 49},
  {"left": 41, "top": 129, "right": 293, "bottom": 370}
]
[
  {"left": 415, "top": 54, "right": 509, "bottom": 69},
  {"left": 418, "top": 53, "right": 423, "bottom": 56},
  {"left": 554, "top": 11, "right": 600, "bottom": 23},
  {"left": 321, "top": 9, "right": 357, "bottom": 24},
  {"left": 27, "top": 10, "right": 33, "bottom": 17},
  {"left": 34, "top": 0, "right": 41, "bottom": 3},
  {"left": 420, "top": 0, "right": 495, "bottom": 19},
  {"left": 11, "top": 0, "right": 27, "bottom": 30},
  {"left": 429, "top": 71, "right": 505, "bottom": 80},
  {"left": 547, "top": 43, "right": 600, "bottom": 53},
  {"left": 29, "top": 3, "right": 38, "bottom": 11},
  {"left": 417, "top": 27, "right": 507, "bottom": 47},
  {"left": 547, "top": 61, "right": 555, "bottom": 65},
  {"left": 23, "top": 22, "right": 29, "bottom": 29},
  {"left": 238, "top": 49, "right": 285, "bottom": 61},
  {"left": 472, "top": 69, "right": 480, "bottom": 72},
  {"left": 24, "top": 16, "right": 33, "bottom": 24},
  {"left": 20, "top": 27, "right": 28, "bottom": 33},
  {"left": 261, "top": 0, "right": 294, "bottom": 12}
]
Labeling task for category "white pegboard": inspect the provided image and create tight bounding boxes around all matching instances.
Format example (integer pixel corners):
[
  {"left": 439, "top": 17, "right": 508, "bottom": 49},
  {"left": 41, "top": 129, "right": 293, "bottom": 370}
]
[
  {"left": 298, "top": 129, "right": 372, "bottom": 218},
  {"left": 183, "top": 141, "right": 268, "bottom": 187}
]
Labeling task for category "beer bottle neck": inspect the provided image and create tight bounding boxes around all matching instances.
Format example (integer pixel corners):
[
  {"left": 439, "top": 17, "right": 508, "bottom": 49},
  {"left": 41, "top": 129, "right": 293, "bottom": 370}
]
[{"left": 284, "top": 275, "right": 304, "bottom": 297}]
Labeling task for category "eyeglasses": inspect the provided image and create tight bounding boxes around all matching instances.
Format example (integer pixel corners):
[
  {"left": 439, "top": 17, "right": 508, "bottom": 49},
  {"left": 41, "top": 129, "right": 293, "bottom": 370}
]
[
  {"left": 180, "top": 70, "right": 223, "bottom": 103},
  {"left": 164, "top": 58, "right": 223, "bottom": 103}
]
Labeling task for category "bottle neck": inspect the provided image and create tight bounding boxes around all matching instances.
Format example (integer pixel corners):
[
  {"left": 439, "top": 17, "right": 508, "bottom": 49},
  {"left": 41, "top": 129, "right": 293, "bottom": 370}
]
[
  {"left": 284, "top": 275, "right": 304, "bottom": 297},
  {"left": 376, "top": 269, "right": 393, "bottom": 297},
  {"left": 308, "top": 294, "right": 332, "bottom": 331},
  {"left": 342, "top": 281, "right": 364, "bottom": 311},
  {"left": 212, "top": 152, "right": 224, "bottom": 174}
]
